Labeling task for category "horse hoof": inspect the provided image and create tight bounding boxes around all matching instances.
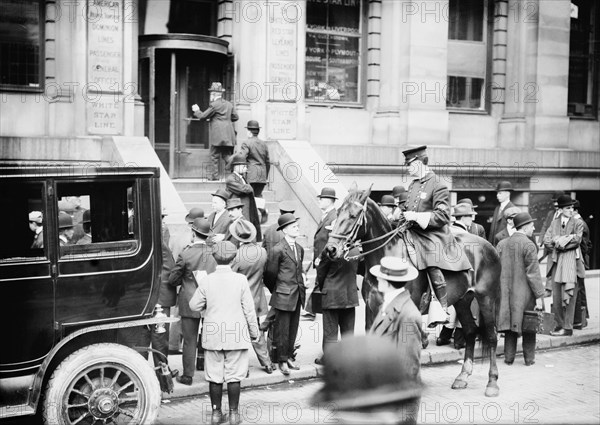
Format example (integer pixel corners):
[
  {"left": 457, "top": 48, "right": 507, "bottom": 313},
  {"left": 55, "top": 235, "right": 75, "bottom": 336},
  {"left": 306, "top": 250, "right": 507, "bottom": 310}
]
[
  {"left": 485, "top": 385, "right": 500, "bottom": 398},
  {"left": 451, "top": 379, "right": 468, "bottom": 390}
]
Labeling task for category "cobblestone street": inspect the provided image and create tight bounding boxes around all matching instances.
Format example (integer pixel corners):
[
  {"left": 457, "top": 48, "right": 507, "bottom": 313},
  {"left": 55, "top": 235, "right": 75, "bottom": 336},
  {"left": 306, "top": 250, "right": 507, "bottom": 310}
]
[{"left": 157, "top": 344, "right": 600, "bottom": 424}]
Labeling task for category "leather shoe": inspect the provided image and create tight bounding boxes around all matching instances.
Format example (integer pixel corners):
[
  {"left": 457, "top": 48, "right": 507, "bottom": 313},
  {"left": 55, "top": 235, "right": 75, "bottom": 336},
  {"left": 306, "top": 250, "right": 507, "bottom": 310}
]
[
  {"left": 171, "top": 369, "right": 180, "bottom": 379},
  {"left": 210, "top": 409, "right": 225, "bottom": 425},
  {"left": 525, "top": 360, "right": 535, "bottom": 366},
  {"left": 454, "top": 341, "right": 466, "bottom": 350},
  {"left": 264, "top": 364, "right": 274, "bottom": 374},
  {"left": 229, "top": 409, "right": 241, "bottom": 425},
  {"left": 550, "top": 328, "right": 573, "bottom": 336},
  {"left": 176, "top": 375, "right": 192, "bottom": 386},
  {"left": 287, "top": 359, "right": 300, "bottom": 370},
  {"left": 504, "top": 360, "right": 513, "bottom": 365},
  {"left": 279, "top": 362, "right": 290, "bottom": 375},
  {"left": 314, "top": 356, "right": 324, "bottom": 366},
  {"left": 573, "top": 323, "right": 583, "bottom": 330},
  {"left": 436, "top": 337, "right": 451, "bottom": 346}
]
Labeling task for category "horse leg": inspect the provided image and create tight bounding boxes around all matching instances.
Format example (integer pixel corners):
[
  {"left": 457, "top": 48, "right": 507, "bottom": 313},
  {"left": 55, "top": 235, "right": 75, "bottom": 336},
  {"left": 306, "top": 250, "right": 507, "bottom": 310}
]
[
  {"left": 451, "top": 295, "right": 477, "bottom": 390},
  {"left": 477, "top": 294, "right": 499, "bottom": 397}
]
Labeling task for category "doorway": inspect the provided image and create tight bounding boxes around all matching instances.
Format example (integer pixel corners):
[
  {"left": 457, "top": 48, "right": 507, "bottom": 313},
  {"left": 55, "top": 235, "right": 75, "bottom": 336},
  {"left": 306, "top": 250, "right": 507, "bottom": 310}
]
[{"left": 139, "top": 35, "right": 231, "bottom": 178}]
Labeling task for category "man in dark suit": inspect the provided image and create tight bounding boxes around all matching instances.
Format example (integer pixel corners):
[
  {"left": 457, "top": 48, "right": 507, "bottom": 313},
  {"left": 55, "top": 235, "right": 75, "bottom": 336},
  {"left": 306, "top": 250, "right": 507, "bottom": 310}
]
[
  {"left": 304, "top": 188, "right": 338, "bottom": 320},
  {"left": 168, "top": 218, "right": 217, "bottom": 385},
  {"left": 539, "top": 191, "right": 564, "bottom": 256},
  {"left": 264, "top": 213, "right": 306, "bottom": 376},
  {"left": 192, "top": 82, "right": 239, "bottom": 181},
  {"left": 262, "top": 201, "right": 295, "bottom": 255},
  {"left": 225, "top": 154, "right": 262, "bottom": 241},
  {"left": 573, "top": 200, "right": 591, "bottom": 329},
  {"left": 207, "top": 189, "right": 231, "bottom": 244},
  {"left": 488, "top": 181, "right": 516, "bottom": 245},
  {"left": 315, "top": 246, "right": 360, "bottom": 364},
  {"left": 238, "top": 120, "right": 270, "bottom": 220},
  {"left": 493, "top": 207, "right": 521, "bottom": 246},
  {"left": 456, "top": 198, "right": 486, "bottom": 239}
]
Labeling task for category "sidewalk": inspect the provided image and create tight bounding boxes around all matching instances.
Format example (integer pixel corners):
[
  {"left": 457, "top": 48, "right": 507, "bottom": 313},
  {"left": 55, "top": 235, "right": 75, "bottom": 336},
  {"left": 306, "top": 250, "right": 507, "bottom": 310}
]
[{"left": 163, "top": 269, "right": 600, "bottom": 400}]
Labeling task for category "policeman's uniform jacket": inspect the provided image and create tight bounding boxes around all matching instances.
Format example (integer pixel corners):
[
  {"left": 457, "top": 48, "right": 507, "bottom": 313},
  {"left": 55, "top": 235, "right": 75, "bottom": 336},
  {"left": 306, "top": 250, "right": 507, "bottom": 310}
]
[
  {"left": 168, "top": 242, "right": 217, "bottom": 319},
  {"left": 239, "top": 136, "right": 270, "bottom": 184},
  {"left": 313, "top": 208, "right": 337, "bottom": 267},
  {"left": 193, "top": 97, "right": 239, "bottom": 147},
  {"left": 264, "top": 239, "right": 306, "bottom": 311},
  {"left": 225, "top": 172, "right": 262, "bottom": 241},
  {"left": 404, "top": 172, "right": 471, "bottom": 271}
]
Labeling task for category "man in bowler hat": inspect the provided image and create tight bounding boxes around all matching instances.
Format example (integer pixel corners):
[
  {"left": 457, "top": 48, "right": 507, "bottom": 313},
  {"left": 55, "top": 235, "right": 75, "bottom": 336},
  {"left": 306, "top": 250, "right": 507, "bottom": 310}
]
[
  {"left": 488, "top": 181, "right": 516, "bottom": 245},
  {"left": 192, "top": 82, "right": 239, "bottom": 181},
  {"left": 263, "top": 213, "right": 306, "bottom": 375},
  {"left": 225, "top": 154, "right": 262, "bottom": 241},
  {"left": 238, "top": 120, "right": 270, "bottom": 222}
]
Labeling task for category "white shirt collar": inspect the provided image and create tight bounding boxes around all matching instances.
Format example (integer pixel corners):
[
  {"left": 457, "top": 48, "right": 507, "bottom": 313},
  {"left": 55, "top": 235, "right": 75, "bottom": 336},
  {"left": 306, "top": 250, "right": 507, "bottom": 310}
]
[
  {"left": 35, "top": 226, "right": 43, "bottom": 235},
  {"left": 284, "top": 235, "right": 296, "bottom": 247},
  {"left": 381, "top": 287, "right": 405, "bottom": 312},
  {"left": 500, "top": 199, "right": 510, "bottom": 210}
]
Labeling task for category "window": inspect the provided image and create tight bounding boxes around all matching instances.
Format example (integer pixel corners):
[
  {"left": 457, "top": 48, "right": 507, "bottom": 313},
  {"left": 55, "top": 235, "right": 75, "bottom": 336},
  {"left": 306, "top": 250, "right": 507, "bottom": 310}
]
[
  {"left": 568, "top": 0, "right": 598, "bottom": 118},
  {"left": 166, "top": 0, "right": 217, "bottom": 36},
  {"left": 446, "top": 0, "right": 489, "bottom": 111},
  {"left": 0, "top": 182, "right": 46, "bottom": 261},
  {"left": 57, "top": 182, "right": 138, "bottom": 259},
  {"left": 305, "top": 0, "right": 362, "bottom": 104},
  {"left": 0, "top": 0, "right": 44, "bottom": 90}
]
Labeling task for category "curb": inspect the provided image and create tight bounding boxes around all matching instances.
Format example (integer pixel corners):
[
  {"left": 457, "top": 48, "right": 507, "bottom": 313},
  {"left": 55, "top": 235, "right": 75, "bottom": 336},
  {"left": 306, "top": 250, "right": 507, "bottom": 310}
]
[{"left": 163, "top": 329, "right": 599, "bottom": 400}]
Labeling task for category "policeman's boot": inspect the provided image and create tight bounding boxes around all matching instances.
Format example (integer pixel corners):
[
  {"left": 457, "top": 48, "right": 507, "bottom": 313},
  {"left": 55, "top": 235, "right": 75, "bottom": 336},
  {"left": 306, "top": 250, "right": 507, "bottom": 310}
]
[{"left": 427, "top": 267, "right": 449, "bottom": 313}]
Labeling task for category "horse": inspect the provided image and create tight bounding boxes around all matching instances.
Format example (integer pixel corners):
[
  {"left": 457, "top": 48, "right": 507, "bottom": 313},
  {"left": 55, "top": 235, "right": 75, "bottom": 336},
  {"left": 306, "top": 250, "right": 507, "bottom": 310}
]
[{"left": 325, "top": 186, "right": 502, "bottom": 397}]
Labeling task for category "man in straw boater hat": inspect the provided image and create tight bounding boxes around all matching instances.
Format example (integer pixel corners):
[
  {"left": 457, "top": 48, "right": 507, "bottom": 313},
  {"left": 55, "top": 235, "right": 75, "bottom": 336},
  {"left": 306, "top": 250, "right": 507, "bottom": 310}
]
[
  {"left": 543, "top": 194, "right": 585, "bottom": 337},
  {"left": 168, "top": 218, "right": 217, "bottom": 385},
  {"left": 192, "top": 82, "right": 239, "bottom": 181},
  {"left": 238, "top": 120, "right": 271, "bottom": 223},
  {"left": 401, "top": 146, "right": 471, "bottom": 321},
  {"left": 497, "top": 212, "right": 545, "bottom": 366},
  {"left": 229, "top": 219, "right": 274, "bottom": 374},
  {"left": 263, "top": 213, "right": 305, "bottom": 376},
  {"left": 225, "top": 153, "right": 262, "bottom": 242},
  {"left": 189, "top": 241, "right": 259, "bottom": 425},
  {"left": 312, "top": 334, "right": 423, "bottom": 424}
]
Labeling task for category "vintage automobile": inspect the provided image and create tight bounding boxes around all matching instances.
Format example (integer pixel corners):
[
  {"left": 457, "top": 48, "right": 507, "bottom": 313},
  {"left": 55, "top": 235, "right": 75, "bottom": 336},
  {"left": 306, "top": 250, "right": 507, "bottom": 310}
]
[{"left": 0, "top": 166, "right": 173, "bottom": 424}]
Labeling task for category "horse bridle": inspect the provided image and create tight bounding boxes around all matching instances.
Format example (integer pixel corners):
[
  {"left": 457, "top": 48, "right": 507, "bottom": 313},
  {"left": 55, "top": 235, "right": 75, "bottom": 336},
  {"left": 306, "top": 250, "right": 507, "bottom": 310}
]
[{"left": 329, "top": 198, "right": 409, "bottom": 261}]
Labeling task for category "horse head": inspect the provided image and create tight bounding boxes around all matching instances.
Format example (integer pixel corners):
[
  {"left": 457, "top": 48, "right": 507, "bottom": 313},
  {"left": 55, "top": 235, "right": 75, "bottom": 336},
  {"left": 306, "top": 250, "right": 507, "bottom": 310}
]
[{"left": 325, "top": 185, "right": 372, "bottom": 260}]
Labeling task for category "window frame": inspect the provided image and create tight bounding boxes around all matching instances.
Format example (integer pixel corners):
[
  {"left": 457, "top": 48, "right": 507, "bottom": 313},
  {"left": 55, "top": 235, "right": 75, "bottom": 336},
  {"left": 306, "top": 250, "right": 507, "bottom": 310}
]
[
  {"left": 567, "top": 0, "right": 599, "bottom": 119},
  {"left": 446, "top": 0, "right": 492, "bottom": 113},
  {"left": 0, "top": 0, "right": 45, "bottom": 92},
  {"left": 304, "top": 0, "right": 366, "bottom": 106}
]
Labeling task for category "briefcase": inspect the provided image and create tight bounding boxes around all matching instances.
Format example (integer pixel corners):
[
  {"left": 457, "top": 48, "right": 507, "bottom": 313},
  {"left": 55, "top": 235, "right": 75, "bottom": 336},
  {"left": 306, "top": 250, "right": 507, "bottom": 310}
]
[
  {"left": 523, "top": 310, "right": 556, "bottom": 335},
  {"left": 309, "top": 288, "right": 324, "bottom": 314}
]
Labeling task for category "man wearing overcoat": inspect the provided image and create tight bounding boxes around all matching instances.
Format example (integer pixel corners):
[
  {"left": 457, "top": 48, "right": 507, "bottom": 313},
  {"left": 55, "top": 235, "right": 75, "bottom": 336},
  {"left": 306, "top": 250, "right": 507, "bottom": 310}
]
[
  {"left": 192, "top": 82, "right": 239, "bottom": 181},
  {"left": 488, "top": 181, "right": 516, "bottom": 245},
  {"left": 225, "top": 154, "right": 262, "bottom": 241}
]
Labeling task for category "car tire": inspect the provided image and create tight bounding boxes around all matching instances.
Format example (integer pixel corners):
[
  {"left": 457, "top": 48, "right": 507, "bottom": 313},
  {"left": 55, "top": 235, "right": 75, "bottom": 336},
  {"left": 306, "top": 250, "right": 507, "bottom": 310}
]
[{"left": 42, "top": 343, "right": 161, "bottom": 425}]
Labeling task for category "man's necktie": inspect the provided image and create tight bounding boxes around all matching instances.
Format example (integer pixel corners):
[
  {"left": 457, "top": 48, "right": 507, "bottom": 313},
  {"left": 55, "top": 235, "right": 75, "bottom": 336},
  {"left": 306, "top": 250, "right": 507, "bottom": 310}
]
[{"left": 291, "top": 244, "right": 297, "bottom": 262}]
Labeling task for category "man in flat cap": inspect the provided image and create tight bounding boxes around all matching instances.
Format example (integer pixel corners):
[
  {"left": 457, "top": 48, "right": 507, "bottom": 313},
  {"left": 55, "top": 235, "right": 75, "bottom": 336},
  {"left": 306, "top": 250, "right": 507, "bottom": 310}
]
[
  {"left": 264, "top": 213, "right": 305, "bottom": 375},
  {"left": 401, "top": 146, "right": 471, "bottom": 319},
  {"left": 29, "top": 211, "right": 44, "bottom": 249},
  {"left": 225, "top": 154, "right": 262, "bottom": 242},
  {"left": 493, "top": 206, "right": 521, "bottom": 246},
  {"left": 192, "top": 82, "right": 239, "bottom": 181},
  {"left": 488, "top": 181, "right": 516, "bottom": 245},
  {"left": 238, "top": 120, "right": 271, "bottom": 222}
]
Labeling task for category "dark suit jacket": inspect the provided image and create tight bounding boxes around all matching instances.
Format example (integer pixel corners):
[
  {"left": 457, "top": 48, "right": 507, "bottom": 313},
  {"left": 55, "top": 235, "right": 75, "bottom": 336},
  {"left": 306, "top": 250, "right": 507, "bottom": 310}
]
[
  {"left": 316, "top": 252, "right": 360, "bottom": 310},
  {"left": 158, "top": 238, "right": 177, "bottom": 307},
  {"left": 225, "top": 172, "right": 262, "bottom": 241},
  {"left": 370, "top": 290, "right": 422, "bottom": 382},
  {"left": 488, "top": 201, "right": 515, "bottom": 244},
  {"left": 262, "top": 223, "right": 283, "bottom": 254},
  {"left": 265, "top": 239, "right": 305, "bottom": 311},
  {"left": 239, "top": 136, "right": 270, "bottom": 184},
  {"left": 470, "top": 222, "right": 486, "bottom": 240},
  {"left": 207, "top": 210, "right": 232, "bottom": 236},
  {"left": 168, "top": 242, "right": 217, "bottom": 318},
  {"left": 313, "top": 208, "right": 336, "bottom": 267},
  {"left": 193, "top": 97, "right": 238, "bottom": 147}
]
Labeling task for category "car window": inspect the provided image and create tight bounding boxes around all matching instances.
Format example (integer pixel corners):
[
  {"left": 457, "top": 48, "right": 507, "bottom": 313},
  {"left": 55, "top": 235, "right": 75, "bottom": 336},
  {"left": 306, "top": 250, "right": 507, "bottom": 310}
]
[
  {"left": 56, "top": 181, "right": 138, "bottom": 259},
  {"left": 0, "top": 182, "right": 47, "bottom": 262}
]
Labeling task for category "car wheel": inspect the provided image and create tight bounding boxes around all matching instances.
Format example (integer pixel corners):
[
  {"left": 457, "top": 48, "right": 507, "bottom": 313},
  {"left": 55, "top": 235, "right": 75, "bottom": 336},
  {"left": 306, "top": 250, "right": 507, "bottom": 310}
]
[{"left": 42, "top": 343, "right": 161, "bottom": 425}]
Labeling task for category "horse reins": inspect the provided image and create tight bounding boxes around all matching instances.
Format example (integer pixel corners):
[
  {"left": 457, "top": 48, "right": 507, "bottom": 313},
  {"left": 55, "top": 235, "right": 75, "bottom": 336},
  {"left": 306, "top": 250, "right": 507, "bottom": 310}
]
[{"left": 330, "top": 198, "right": 410, "bottom": 261}]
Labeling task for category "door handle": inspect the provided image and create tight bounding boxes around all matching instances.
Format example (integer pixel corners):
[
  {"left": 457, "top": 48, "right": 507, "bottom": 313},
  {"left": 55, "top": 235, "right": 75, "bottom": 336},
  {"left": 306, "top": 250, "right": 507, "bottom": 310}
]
[{"left": 175, "top": 150, "right": 192, "bottom": 155}]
